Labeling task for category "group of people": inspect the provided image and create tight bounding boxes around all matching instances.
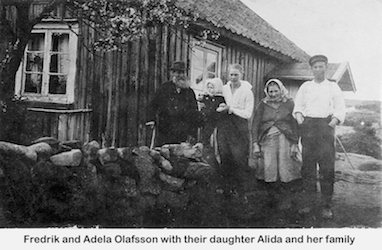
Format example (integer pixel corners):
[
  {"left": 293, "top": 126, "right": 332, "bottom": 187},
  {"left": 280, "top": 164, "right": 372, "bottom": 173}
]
[{"left": 147, "top": 55, "right": 345, "bottom": 220}]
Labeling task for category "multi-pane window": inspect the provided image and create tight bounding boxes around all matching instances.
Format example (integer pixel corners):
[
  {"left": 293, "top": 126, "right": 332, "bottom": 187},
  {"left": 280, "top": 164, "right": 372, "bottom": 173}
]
[
  {"left": 15, "top": 23, "right": 78, "bottom": 104},
  {"left": 190, "top": 42, "right": 222, "bottom": 96}
]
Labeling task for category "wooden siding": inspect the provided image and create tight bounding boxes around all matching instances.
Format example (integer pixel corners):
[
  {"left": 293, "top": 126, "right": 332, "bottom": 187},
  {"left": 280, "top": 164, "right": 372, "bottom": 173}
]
[
  {"left": 70, "top": 24, "right": 279, "bottom": 147},
  {"left": 6, "top": 2, "right": 282, "bottom": 146},
  {"left": 75, "top": 25, "right": 194, "bottom": 147},
  {"left": 20, "top": 23, "right": 280, "bottom": 146}
]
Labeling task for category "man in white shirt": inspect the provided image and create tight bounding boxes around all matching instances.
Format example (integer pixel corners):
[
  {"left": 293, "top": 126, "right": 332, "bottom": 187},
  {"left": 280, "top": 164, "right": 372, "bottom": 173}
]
[
  {"left": 293, "top": 55, "right": 345, "bottom": 220},
  {"left": 217, "top": 63, "right": 254, "bottom": 198}
]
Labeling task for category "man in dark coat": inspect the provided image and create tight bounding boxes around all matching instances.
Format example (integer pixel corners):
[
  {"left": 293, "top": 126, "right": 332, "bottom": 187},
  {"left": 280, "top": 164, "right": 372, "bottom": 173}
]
[{"left": 146, "top": 61, "right": 201, "bottom": 146}]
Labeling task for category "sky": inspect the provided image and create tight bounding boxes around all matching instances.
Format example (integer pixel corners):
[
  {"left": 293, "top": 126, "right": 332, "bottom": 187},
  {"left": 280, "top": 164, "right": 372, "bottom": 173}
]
[{"left": 241, "top": 0, "right": 382, "bottom": 101}]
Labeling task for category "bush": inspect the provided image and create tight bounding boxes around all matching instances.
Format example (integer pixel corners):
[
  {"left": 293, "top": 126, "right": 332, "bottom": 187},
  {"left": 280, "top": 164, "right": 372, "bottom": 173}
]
[{"left": 337, "top": 124, "right": 381, "bottom": 159}]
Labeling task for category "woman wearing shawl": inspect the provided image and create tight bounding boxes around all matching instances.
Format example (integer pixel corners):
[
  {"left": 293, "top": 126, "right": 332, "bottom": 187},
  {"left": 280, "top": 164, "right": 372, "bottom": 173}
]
[{"left": 252, "top": 79, "right": 301, "bottom": 210}]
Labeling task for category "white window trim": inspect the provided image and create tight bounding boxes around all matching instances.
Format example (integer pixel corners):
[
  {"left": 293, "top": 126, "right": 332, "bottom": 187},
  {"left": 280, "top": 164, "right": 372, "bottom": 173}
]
[
  {"left": 189, "top": 38, "right": 223, "bottom": 96},
  {"left": 15, "top": 22, "right": 78, "bottom": 104}
]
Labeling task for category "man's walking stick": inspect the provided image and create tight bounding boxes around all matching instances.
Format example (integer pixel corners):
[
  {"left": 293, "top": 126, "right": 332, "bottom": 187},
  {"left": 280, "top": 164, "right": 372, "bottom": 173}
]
[
  {"left": 150, "top": 126, "right": 156, "bottom": 150},
  {"left": 335, "top": 135, "right": 356, "bottom": 170}
]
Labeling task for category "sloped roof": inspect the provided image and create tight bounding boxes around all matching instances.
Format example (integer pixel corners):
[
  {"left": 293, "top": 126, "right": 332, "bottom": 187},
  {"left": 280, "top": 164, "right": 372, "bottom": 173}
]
[
  {"left": 267, "top": 62, "right": 356, "bottom": 92},
  {"left": 177, "top": 0, "right": 310, "bottom": 62}
]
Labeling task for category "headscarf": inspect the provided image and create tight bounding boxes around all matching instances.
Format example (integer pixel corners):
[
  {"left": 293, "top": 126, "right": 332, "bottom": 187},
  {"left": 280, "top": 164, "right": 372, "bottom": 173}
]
[
  {"left": 205, "top": 78, "right": 224, "bottom": 95},
  {"left": 263, "top": 78, "right": 289, "bottom": 103}
]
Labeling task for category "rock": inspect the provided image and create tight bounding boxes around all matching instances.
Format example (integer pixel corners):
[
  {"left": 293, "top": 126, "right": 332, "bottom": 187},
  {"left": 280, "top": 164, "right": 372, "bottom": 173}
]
[
  {"left": 117, "top": 147, "right": 135, "bottom": 162},
  {"left": 82, "top": 140, "right": 100, "bottom": 164},
  {"left": 85, "top": 163, "right": 98, "bottom": 186},
  {"left": 61, "top": 140, "right": 82, "bottom": 149},
  {"left": 120, "top": 176, "right": 138, "bottom": 197},
  {"left": 159, "top": 146, "right": 170, "bottom": 159},
  {"left": 167, "top": 143, "right": 192, "bottom": 157},
  {"left": 137, "top": 195, "right": 157, "bottom": 211},
  {"left": 32, "top": 160, "right": 72, "bottom": 180},
  {"left": 169, "top": 157, "right": 189, "bottom": 177},
  {"left": 184, "top": 162, "right": 214, "bottom": 180},
  {"left": 119, "top": 160, "right": 140, "bottom": 181},
  {"left": 28, "top": 142, "right": 53, "bottom": 159},
  {"left": 135, "top": 153, "right": 161, "bottom": 195},
  {"left": 185, "top": 180, "right": 197, "bottom": 189},
  {"left": 159, "top": 156, "right": 173, "bottom": 172},
  {"left": 149, "top": 149, "right": 173, "bottom": 172},
  {"left": 167, "top": 144, "right": 183, "bottom": 157},
  {"left": 159, "top": 172, "right": 185, "bottom": 190},
  {"left": 139, "top": 146, "right": 150, "bottom": 154},
  {"left": 158, "top": 190, "right": 189, "bottom": 208},
  {"left": 32, "top": 137, "right": 60, "bottom": 147},
  {"left": 0, "top": 141, "right": 37, "bottom": 162},
  {"left": 183, "top": 145, "right": 203, "bottom": 160},
  {"left": 101, "top": 162, "right": 122, "bottom": 178},
  {"left": 139, "top": 178, "right": 161, "bottom": 195},
  {"left": 149, "top": 149, "right": 161, "bottom": 161},
  {"left": 31, "top": 137, "right": 70, "bottom": 154},
  {"left": 50, "top": 149, "right": 82, "bottom": 167},
  {"left": 98, "top": 148, "right": 119, "bottom": 165}
]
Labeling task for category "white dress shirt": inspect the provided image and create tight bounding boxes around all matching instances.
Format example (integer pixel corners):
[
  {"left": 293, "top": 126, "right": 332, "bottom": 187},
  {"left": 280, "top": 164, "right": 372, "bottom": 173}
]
[
  {"left": 223, "top": 80, "right": 254, "bottom": 120},
  {"left": 293, "top": 79, "right": 346, "bottom": 124}
]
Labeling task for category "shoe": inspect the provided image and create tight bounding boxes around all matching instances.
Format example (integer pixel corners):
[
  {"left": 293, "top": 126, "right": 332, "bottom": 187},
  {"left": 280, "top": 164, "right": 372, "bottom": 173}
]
[
  {"left": 322, "top": 208, "right": 333, "bottom": 220},
  {"left": 216, "top": 188, "right": 224, "bottom": 194},
  {"left": 298, "top": 207, "right": 312, "bottom": 215}
]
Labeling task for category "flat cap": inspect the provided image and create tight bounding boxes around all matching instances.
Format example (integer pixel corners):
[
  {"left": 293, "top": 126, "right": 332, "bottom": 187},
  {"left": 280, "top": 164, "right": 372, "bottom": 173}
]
[{"left": 309, "top": 55, "right": 328, "bottom": 66}]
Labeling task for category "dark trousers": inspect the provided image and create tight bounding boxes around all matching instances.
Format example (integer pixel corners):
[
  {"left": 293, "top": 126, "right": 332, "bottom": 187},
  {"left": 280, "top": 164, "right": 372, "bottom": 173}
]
[
  {"left": 299, "top": 117, "right": 335, "bottom": 206},
  {"left": 217, "top": 115, "right": 250, "bottom": 193}
]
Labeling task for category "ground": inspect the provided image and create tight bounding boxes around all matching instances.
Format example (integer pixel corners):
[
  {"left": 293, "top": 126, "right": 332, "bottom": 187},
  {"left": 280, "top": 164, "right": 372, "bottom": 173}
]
[
  {"left": 218, "top": 152, "right": 382, "bottom": 228},
  {"left": 0, "top": 153, "right": 381, "bottom": 228}
]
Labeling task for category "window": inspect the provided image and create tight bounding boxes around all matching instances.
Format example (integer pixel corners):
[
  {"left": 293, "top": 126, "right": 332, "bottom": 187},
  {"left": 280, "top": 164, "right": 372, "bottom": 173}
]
[
  {"left": 15, "top": 22, "right": 78, "bottom": 104},
  {"left": 190, "top": 41, "right": 222, "bottom": 96}
]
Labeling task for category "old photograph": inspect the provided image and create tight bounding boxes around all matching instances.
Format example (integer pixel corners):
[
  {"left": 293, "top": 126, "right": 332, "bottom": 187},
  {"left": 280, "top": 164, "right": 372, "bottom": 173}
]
[{"left": 0, "top": 0, "right": 381, "bottom": 243}]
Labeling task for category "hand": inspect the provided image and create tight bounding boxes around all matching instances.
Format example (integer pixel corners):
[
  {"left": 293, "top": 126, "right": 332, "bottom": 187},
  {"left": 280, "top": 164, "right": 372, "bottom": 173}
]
[
  {"left": 253, "top": 143, "right": 262, "bottom": 158},
  {"left": 328, "top": 118, "right": 339, "bottom": 128},
  {"left": 290, "top": 144, "right": 298, "bottom": 157},
  {"left": 295, "top": 113, "right": 304, "bottom": 125},
  {"left": 146, "top": 121, "right": 155, "bottom": 129},
  {"left": 216, "top": 103, "right": 230, "bottom": 113}
]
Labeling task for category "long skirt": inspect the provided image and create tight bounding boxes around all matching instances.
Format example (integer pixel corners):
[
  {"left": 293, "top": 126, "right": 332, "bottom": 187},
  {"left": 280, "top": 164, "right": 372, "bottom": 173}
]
[{"left": 257, "top": 127, "right": 301, "bottom": 183}]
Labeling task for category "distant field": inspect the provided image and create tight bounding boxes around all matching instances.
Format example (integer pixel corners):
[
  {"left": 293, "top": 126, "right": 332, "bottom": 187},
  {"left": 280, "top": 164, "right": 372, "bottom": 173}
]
[{"left": 345, "top": 99, "right": 381, "bottom": 114}]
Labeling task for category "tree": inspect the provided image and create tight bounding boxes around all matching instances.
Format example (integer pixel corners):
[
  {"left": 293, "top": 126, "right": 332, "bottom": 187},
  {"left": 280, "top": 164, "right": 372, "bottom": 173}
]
[{"left": 0, "top": 0, "right": 200, "bottom": 143}]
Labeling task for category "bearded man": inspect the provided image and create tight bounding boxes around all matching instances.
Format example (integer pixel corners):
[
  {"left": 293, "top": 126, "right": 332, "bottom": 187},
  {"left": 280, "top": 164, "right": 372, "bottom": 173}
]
[{"left": 147, "top": 61, "right": 201, "bottom": 146}]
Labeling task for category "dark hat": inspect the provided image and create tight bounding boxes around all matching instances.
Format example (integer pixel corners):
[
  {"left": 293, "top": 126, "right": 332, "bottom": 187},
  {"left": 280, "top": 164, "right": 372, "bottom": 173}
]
[
  {"left": 309, "top": 55, "right": 328, "bottom": 66},
  {"left": 170, "top": 61, "right": 187, "bottom": 71}
]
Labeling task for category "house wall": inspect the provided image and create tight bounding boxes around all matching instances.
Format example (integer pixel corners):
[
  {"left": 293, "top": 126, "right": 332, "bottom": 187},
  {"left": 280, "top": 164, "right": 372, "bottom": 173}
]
[
  {"left": 5, "top": 2, "right": 283, "bottom": 147},
  {"left": 77, "top": 25, "right": 280, "bottom": 147}
]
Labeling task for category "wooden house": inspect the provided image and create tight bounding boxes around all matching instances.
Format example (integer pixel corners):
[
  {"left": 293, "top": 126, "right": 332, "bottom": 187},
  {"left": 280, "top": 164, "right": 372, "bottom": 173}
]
[
  {"left": 267, "top": 61, "right": 356, "bottom": 99},
  {"left": 9, "top": 0, "right": 317, "bottom": 147}
]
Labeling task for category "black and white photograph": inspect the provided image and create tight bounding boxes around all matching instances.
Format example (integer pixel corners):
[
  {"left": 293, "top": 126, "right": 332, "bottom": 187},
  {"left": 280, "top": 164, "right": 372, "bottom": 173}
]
[{"left": 0, "top": 0, "right": 381, "bottom": 248}]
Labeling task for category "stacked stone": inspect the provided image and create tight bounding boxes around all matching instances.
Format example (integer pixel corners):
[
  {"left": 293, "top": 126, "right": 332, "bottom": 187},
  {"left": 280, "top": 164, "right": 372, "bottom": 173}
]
[{"left": 0, "top": 138, "right": 216, "bottom": 222}]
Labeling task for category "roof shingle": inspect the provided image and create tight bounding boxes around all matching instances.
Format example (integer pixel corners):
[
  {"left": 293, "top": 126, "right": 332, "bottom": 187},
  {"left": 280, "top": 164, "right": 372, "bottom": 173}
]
[{"left": 178, "top": 0, "right": 310, "bottom": 62}]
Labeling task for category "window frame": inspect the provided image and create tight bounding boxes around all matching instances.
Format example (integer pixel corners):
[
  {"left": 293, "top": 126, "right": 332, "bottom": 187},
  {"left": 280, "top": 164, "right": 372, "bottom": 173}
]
[
  {"left": 15, "top": 22, "right": 78, "bottom": 104},
  {"left": 189, "top": 39, "right": 223, "bottom": 96}
]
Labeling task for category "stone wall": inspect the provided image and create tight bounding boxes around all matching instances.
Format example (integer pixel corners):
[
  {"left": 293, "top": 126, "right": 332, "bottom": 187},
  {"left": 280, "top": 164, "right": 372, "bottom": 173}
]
[{"left": 0, "top": 138, "right": 222, "bottom": 227}]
